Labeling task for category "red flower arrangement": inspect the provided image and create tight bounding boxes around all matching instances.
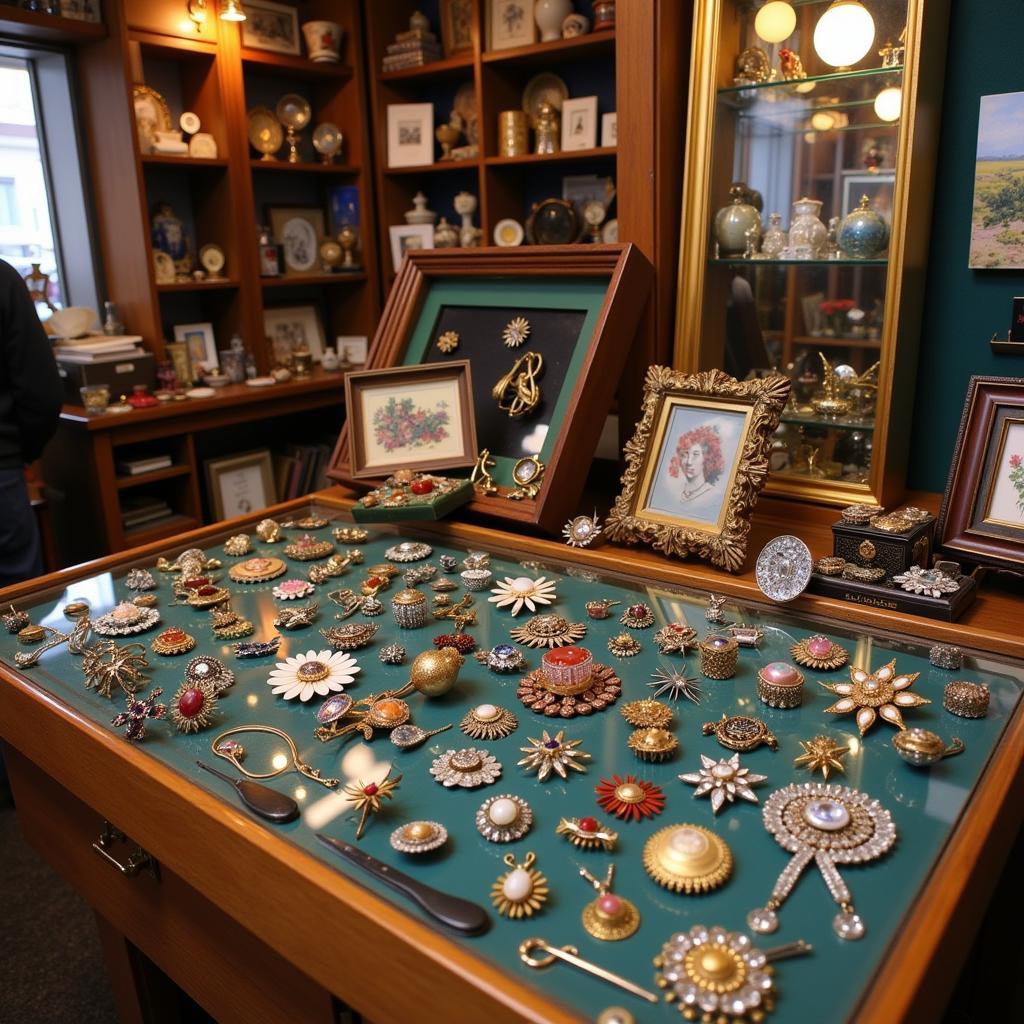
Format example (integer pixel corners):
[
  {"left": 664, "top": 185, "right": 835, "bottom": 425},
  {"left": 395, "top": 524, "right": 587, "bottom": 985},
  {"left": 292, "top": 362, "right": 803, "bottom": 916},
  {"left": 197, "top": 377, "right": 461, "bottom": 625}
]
[
  {"left": 668, "top": 424, "right": 725, "bottom": 484},
  {"left": 819, "top": 298, "right": 856, "bottom": 316}
]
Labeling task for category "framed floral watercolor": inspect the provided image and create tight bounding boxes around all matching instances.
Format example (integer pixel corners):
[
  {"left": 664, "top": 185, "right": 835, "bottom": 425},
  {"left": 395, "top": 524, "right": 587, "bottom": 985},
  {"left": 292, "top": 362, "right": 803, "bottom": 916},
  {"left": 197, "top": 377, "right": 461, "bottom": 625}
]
[
  {"left": 344, "top": 361, "right": 478, "bottom": 479},
  {"left": 605, "top": 367, "right": 791, "bottom": 572},
  {"left": 938, "top": 376, "right": 1024, "bottom": 569}
]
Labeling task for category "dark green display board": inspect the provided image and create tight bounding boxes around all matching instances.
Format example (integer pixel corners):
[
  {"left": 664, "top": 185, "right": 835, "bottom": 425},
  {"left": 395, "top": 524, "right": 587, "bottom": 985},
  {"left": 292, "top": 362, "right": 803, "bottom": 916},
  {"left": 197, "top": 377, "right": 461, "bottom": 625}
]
[{"left": 1, "top": 508, "right": 1020, "bottom": 1023}]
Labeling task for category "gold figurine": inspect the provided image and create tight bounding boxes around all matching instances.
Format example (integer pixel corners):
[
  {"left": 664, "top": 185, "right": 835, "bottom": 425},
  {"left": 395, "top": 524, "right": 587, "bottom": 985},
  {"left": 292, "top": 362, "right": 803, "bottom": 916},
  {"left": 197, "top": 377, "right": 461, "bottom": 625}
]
[{"left": 492, "top": 352, "right": 544, "bottom": 418}]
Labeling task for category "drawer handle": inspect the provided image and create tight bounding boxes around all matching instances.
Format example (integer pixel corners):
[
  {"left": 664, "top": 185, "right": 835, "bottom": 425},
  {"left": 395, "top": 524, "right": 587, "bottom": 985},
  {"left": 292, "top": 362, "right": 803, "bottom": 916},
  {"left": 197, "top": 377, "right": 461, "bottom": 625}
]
[{"left": 92, "top": 821, "right": 158, "bottom": 879}]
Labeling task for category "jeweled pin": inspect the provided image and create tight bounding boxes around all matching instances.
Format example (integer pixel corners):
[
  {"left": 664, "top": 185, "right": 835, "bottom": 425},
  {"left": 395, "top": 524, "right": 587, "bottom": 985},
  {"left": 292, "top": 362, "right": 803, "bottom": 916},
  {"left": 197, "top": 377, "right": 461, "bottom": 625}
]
[
  {"left": 555, "top": 816, "right": 618, "bottom": 851},
  {"left": 519, "top": 939, "right": 657, "bottom": 1004},
  {"left": 579, "top": 863, "right": 640, "bottom": 941},
  {"left": 491, "top": 851, "right": 548, "bottom": 918}
]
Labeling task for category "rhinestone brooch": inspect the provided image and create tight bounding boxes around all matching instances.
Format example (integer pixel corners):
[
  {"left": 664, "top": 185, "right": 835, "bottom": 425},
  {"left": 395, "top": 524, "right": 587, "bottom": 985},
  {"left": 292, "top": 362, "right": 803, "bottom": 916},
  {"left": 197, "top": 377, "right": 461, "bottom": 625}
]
[{"left": 429, "top": 747, "right": 502, "bottom": 788}]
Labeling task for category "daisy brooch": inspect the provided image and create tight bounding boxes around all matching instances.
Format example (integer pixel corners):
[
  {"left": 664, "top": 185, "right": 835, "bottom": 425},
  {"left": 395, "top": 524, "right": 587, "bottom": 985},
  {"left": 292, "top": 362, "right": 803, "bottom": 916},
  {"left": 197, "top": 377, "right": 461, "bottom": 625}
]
[
  {"left": 268, "top": 649, "right": 360, "bottom": 702},
  {"left": 487, "top": 576, "right": 557, "bottom": 616},
  {"left": 821, "top": 659, "right": 930, "bottom": 735}
]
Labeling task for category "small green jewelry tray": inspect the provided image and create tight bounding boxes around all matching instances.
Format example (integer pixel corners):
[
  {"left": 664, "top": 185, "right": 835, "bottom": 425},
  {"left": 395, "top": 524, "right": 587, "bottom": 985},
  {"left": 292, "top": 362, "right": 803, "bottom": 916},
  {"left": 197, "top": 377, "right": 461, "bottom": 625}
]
[{"left": 351, "top": 478, "right": 475, "bottom": 523}]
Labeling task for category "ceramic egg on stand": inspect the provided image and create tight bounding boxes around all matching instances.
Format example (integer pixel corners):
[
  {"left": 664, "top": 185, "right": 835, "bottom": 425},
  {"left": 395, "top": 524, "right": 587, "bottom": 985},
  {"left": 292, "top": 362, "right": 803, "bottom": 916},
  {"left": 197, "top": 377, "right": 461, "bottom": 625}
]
[
  {"left": 837, "top": 195, "right": 890, "bottom": 259},
  {"left": 713, "top": 183, "right": 762, "bottom": 258}
]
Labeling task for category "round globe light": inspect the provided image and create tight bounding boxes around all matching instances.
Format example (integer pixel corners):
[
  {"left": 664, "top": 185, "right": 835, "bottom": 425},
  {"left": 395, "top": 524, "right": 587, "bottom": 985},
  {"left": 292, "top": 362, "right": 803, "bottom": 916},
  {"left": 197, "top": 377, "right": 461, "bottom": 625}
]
[
  {"left": 874, "top": 85, "right": 902, "bottom": 122},
  {"left": 754, "top": 1, "right": 796, "bottom": 44},
  {"left": 810, "top": 110, "right": 837, "bottom": 132},
  {"left": 813, "top": 0, "right": 875, "bottom": 68}
]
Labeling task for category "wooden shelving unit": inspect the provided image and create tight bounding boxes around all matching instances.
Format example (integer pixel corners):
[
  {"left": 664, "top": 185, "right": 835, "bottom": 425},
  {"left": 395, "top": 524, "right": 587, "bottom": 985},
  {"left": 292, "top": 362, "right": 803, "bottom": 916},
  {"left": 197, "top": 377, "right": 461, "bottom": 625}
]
[{"left": 0, "top": 5, "right": 106, "bottom": 45}]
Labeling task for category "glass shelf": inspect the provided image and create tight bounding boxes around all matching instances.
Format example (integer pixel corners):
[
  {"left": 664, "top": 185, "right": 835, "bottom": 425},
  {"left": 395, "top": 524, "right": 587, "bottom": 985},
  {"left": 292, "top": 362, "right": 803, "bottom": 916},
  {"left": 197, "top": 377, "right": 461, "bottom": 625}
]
[
  {"left": 781, "top": 412, "right": 876, "bottom": 431},
  {"left": 709, "top": 257, "right": 888, "bottom": 267},
  {"left": 718, "top": 64, "right": 904, "bottom": 98}
]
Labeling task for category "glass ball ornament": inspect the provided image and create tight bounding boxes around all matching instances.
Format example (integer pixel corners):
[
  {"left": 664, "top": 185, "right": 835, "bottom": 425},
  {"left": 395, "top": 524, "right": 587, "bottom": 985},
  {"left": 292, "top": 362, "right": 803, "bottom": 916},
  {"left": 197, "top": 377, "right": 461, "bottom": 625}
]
[
  {"left": 813, "top": 0, "right": 875, "bottom": 68},
  {"left": 874, "top": 85, "right": 903, "bottom": 122},
  {"left": 754, "top": 1, "right": 796, "bottom": 44}
]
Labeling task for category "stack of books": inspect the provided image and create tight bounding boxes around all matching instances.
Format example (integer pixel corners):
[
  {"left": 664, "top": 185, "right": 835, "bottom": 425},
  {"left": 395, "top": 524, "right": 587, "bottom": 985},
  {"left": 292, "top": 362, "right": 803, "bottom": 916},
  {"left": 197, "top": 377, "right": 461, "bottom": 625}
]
[
  {"left": 116, "top": 454, "right": 173, "bottom": 477},
  {"left": 54, "top": 335, "right": 145, "bottom": 363},
  {"left": 274, "top": 441, "right": 334, "bottom": 500},
  {"left": 120, "top": 494, "right": 174, "bottom": 532},
  {"left": 381, "top": 24, "right": 442, "bottom": 72}
]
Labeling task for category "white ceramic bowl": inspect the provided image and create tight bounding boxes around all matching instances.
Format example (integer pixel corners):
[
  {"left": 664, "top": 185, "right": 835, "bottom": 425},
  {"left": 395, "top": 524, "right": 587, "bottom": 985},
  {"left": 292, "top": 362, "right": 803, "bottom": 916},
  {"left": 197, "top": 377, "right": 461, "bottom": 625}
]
[{"left": 48, "top": 306, "right": 96, "bottom": 338}]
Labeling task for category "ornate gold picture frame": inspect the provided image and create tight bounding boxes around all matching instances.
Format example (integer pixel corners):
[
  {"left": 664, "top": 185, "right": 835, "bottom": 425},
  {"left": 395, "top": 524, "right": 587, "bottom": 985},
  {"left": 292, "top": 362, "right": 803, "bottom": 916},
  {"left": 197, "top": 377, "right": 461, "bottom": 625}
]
[{"left": 605, "top": 368, "right": 791, "bottom": 572}]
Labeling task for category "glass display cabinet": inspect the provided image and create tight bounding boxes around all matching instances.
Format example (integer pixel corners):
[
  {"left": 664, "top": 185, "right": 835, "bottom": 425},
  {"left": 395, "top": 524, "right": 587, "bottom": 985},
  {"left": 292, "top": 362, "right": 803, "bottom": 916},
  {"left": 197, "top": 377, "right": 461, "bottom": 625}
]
[{"left": 675, "top": 0, "right": 949, "bottom": 506}]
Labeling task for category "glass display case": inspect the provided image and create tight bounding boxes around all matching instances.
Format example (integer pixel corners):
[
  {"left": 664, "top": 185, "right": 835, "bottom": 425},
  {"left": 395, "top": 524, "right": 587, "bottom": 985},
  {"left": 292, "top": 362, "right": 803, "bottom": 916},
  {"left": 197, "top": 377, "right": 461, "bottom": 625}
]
[{"left": 676, "top": 0, "right": 950, "bottom": 507}]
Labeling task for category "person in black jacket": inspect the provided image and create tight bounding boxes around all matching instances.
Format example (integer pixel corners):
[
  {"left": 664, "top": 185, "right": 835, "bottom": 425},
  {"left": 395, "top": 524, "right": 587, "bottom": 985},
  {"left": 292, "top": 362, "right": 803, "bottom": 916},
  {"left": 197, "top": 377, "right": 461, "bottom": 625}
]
[{"left": 0, "top": 258, "right": 62, "bottom": 587}]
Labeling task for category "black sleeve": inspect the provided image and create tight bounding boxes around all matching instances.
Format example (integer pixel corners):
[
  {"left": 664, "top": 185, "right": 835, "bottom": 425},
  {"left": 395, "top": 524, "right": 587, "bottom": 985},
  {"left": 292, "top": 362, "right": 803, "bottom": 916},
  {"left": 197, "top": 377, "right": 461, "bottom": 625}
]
[{"left": 0, "top": 260, "right": 63, "bottom": 463}]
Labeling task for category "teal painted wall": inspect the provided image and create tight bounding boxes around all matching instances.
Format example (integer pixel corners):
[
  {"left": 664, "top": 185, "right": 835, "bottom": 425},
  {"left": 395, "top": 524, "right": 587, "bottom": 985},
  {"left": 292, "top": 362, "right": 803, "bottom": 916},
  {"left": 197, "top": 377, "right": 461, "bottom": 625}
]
[{"left": 908, "top": 0, "right": 1024, "bottom": 491}]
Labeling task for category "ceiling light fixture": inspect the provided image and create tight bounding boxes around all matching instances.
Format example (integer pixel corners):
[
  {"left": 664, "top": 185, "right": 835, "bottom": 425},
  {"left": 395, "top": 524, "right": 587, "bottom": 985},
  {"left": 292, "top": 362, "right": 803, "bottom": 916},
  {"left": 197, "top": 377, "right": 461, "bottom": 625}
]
[{"left": 813, "top": 1, "right": 875, "bottom": 68}]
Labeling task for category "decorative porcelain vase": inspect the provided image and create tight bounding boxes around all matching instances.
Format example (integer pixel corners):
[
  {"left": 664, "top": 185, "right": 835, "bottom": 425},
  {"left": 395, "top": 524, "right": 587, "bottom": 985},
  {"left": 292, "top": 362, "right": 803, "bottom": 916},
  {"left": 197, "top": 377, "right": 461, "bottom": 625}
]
[
  {"left": 535, "top": 0, "right": 573, "bottom": 42},
  {"left": 713, "top": 184, "right": 762, "bottom": 257},
  {"left": 761, "top": 212, "right": 787, "bottom": 258},
  {"left": 302, "top": 21, "right": 343, "bottom": 63},
  {"left": 404, "top": 191, "right": 437, "bottom": 225},
  {"left": 787, "top": 197, "right": 827, "bottom": 258},
  {"left": 434, "top": 217, "right": 459, "bottom": 248},
  {"left": 592, "top": 0, "right": 616, "bottom": 30},
  {"left": 837, "top": 195, "right": 890, "bottom": 259}
]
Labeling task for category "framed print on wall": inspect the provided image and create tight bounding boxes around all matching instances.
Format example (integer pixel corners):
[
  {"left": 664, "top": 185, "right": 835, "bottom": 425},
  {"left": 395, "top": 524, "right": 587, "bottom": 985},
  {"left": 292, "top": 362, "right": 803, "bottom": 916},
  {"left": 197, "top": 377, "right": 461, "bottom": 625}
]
[
  {"left": 344, "top": 361, "right": 478, "bottom": 479},
  {"left": 561, "top": 96, "right": 598, "bottom": 151},
  {"left": 205, "top": 450, "right": 276, "bottom": 521},
  {"left": 387, "top": 103, "right": 434, "bottom": 168},
  {"left": 172, "top": 322, "right": 217, "bottom": 374},
  {"left": 267, "top": 206, "right": 325, "bottom": 276},
  {"left": 241, "top": 0, "right": 301, "bottom": 55},
  {"left": 605, "top": 367, "right": 792, "bottom": 572},
  {"left": 263, "top": 305, "right": 326, "bottom": 362},
  {"left": 937, "top": 376, "right": 1024, "bottom": 570},
  {"left": 488, "top": 0, "right": 535, "bottom": 50},
  {"left": 441, "top": 0, "right": 474, "bottom": 55},
  {"left": 389, "top": 224, "right": 434, "bottom": 273},
  {"left": 327, "top": 245, "right": 653, "bottom": 533}
]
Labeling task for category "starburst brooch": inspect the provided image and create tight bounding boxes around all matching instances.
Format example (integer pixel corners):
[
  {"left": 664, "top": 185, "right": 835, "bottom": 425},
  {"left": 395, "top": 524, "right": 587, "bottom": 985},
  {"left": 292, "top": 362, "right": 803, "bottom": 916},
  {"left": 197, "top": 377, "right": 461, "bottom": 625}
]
[
  {"left": 344, "top": 769, "right": 402, "bottom": 839},
  {"left": 168, "top": 680, "right": 219, "bottom": 733},
  {"left": 509, "top": 613, "right": 586, "bottom": 648},
  {"left": 793, "top": 735, "right": 849, "bottom": 778},
  {"left": 653, "top": 622, "right": 699, "bottom": 655},
  {"left": 436, "top": 330, "right": 460, "bottom": 353},
  {"left": 562, "top": 512, "right": 601, "bottom": 548},
  {"left": 647, "top": 665, "right": 702, "bottom": 703},
  {"left": 487, "top": 576, "right": 557, "bottom": 616},
  {"left": 595, "top": 775, "right": 666, "bottom": 822},
  {"left": 517, "top": 730, "right": 591, "bottom": 781},
  {"left": 791, "top": 634, "right": 848, "bottom": 671},
  {"left": 502, "top": 316, "right": 530, "bottom": 348},
  {"left": 679, "top": 753, "right": 767, "bottom": 814},
  {"left": 821, "top": 659, "right": 930, "bottom": 735}
]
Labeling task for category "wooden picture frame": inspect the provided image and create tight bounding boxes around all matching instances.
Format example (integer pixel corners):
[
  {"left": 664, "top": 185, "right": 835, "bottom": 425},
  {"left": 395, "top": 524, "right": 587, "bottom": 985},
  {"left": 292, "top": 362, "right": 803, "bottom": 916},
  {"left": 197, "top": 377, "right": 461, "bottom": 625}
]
[
  {"left": 172, "top": 322, "right": 217, "bottom": 374},
  {"left": 344, "top": 361, "right": 478, "bottom": 480},
  {"left": 205, "top": 450, "right": 276, "bottom": 521},
  {"left": 327, "top": 245, "right": 653, "bottom": 533},
  {"left": 241, "top": 0, "right": 301, "bottom": 55},
  {"left": 488, "top": 0, "right": 535, "bottom": 50},
  {"left": 266, "top": 205, "right": 326, "bottom": 276},
  {"left": 263, "top": 305, "right": 326, "bottom": 363},
  {"left": 441, "top": 0, "right": 474, "bottom": 55},
  {"left": 386, "top": 103, "right": 434, "bottom": 168},
  {"left": 604, "top": 367, "right": 792, "bottom": 572},
  {"left": 937, "top": 375, "right": 1024, "bottom": 570}
]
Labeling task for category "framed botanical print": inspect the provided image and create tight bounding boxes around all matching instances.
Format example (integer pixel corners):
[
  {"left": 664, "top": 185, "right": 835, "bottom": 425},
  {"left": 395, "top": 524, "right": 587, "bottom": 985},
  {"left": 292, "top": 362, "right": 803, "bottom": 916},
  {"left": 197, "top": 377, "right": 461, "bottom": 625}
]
[
  {"left": 605, "top": 367, "right": 792, "bottom": 572},
  {"left": 488, "top": 0, "right": 535, "bottom": 50},
  {"left": 240, "top": 0, "right": 301, "bottom": 55},
  {"left": 386, "top": 103, "right": 434, "bottom": 168},
  {"left": 267, "top": 206, "right": 325, "bottom": 275},
  {"left": 937, "top": 376, "right": 1024, "bottom": 569},
  {"left": 344, "top": 361, "right": 478, "bottom": 479}
]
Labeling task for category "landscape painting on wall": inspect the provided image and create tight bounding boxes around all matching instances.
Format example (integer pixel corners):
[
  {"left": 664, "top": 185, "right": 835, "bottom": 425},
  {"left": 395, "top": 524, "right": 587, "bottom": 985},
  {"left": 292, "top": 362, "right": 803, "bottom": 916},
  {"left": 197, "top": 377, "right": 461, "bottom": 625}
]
[{"left": 969, "top": 91, "right": 1024, "bottom": 269}]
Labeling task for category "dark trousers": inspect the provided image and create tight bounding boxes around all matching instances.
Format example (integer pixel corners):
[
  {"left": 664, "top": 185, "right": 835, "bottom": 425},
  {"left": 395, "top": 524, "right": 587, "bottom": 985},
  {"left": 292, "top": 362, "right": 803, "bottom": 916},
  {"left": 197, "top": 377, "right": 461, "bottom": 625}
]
[{"left": 0, "top": 468, "right": 42, "bottom": 589}]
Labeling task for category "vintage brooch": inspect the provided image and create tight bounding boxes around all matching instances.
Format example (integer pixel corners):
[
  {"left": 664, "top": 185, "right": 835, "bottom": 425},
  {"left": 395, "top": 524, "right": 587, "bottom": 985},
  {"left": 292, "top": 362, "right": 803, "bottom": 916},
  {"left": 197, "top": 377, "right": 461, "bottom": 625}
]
[
  {"left": 607, "top": 632, "right": 642, "bottom": 658},
  {"left": 509, "top": 613, "right": 586, "bottom": 648},
  {"left": 647, "top": 665, "right": 702, "bottom": 704},
  {"left": 83, "top": 641, "right": 149, "bottom": 698},
  {"left": 516, "top": 649, "right": 621, "bottom": 718},
  {"left": 222, "top": 534, "right": 252, "bottom": 557},
  {"left": 748, "top": 782, "right": 896, "bottom": 940},
  {"left": 273, "top": 579, "right": 316, "bottom": 601},
  {"left": 584, "top": 598, "right": 620, "bottom": 620},
  {"left": 430, "top": 747, "right": 502, "bottom": 788},
  {"left": 627, "top": 728, "right": 678, "bottom": 763},
  {"left": 620, "top": 602, "right": 655, "bottom": 629},
  {"left": 390, "top": 820, "right": 447, "bottom": 855},
  {"left": 508, "top": 455, "right": 545, "bottom": 500},
  {"left": 320, "top": 622, "right": 379, "bottom": 651},
  {"left": 476, "top": 794, "right": 533, "bottom": 843},
  {"left": 283, "top": 535, "right": 335, "bottom": 562},
  {"left": 111, "top": 688, "right": 166, "bottom": 742},
  {"left": 517, "top": 730, "right": 592, "bottom": 781},
  {"left": 488, "top": 576, "right": 557, "bottom": 616},
  {"left": 790, "top": 634, "right": 848, "bottom": 671},
  {"left": 579, "top": 863, "right": 640, "bottom": 942},
  {"left": 702, "top": 714, "right": 778, "bottom": 753},
  {"left": 334, "top": 526, "right": 370, "bottom": 544},
  {"left": 654, "top": 622, "right": 699, "bottom": 655},
  {"left": 211, "top": 606, "right": 254, "bottom": 640},
  {"left": 461, "top": 703, "right": 518, "bottom": 740},
  {"left": 755, "top": 535, "right": 813, "bottom": 602},
  {"left": 93, "top": 603, "right": 160, "bottom": 637},
  {"left": 595, "top": 775, "right": 666, "bottom": 822},
  {"left": 821, "top": 659, "right": 930, "bottom": 735},
  {"left": 344, "top": 770, "right": 402, "bottom": 840},
  {"left": 184, "top": 655, "right": 234, "bottom": 693},
  {"left": 891, "top": 566, "right": 960, "bottom": 598},
  {"left": 502, "top": 316, "right": 530, "bottom": 348},
  {"left": 168, "top": 680, "right": 219, "bottom": 734},
  {"left": 124, "top": 568, "right": 157, "bottom": 591},
  {"left": 232, "top": 636, "right": 281, "bottom": 659},
  {"left": 491, "top": 852, "right": 548, "bottom": 918},
  {"left": 475, "top": 643, "right": 527, "bottom": 674},
  {"left": 643, "top": 824, "right": 733, "bottom": 894},
  {"left": 385, "top": 541, "right": 433, "bottom": 563},
  {"left": 267, "top": 649, "right": 360, "bottom": 702},
  {"left": 273, "top": 602, "right": 319, "bottom": 630},
  {"left": 555, "top": 816, "right": 618, "bottom": 851},
  {"left": 621, "top": 699, "right": 673, "bottom": 728},
  {"left": 229, "top": 557, "right": 287, "bottom": 584},
  {"left": 679, "top": 754, "right": 767, "bottom": 814},
  {"left": 151, "top": 627, "right": 196, "bottom": 657},
  {"left": 891, "top": 728, "right": 964, "bottom": 767},
  {"left": 562, "top": 512, "right": 601, "bottom": 548},
  {"left": 255, "top": 518, "right": 282, "bottom": 543},
  {"left": 793, "top": 735, "right": 849, "bottom": 779}
]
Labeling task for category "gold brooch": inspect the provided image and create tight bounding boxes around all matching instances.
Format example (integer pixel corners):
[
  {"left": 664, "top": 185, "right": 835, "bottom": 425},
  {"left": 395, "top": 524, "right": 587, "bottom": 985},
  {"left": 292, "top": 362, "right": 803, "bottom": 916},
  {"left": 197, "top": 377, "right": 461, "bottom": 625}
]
[
  {"left": 436, "top": 330, "right": 459, "bottom": 353},
  {"left": 502, "top": 316, "right": 530, "bottom": 348},
  {"left": 492, "top": 852, "right": 548, "bottom": 918},
  {"left": 643, "top": 824, "right": 733, "bottom": 893},
  {"left": 493, "top": 351, "right": 543, "bottom": 417}
]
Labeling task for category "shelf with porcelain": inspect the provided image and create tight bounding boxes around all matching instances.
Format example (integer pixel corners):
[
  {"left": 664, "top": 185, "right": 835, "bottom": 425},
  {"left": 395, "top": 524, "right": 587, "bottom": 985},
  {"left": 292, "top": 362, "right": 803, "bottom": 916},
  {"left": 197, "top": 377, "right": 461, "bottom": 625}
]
[
  {"left": 383, "top": 160, "right": 481, "bottom": 176},
  {"left": 156, "top": 279, "right": 240, "bottom": 293},
  {"left": 140, "top": 154, "right": 229, "bottom": 168},
  {"left": 718, "top": 64, "right": 904, "bottom": 98},
  {"left": 709, "top": 257, "right": 888, "bottom": 267},
  {"left": 240, "top": 49, "right": 353, "bottom": 81},
  {"left": 484, "top": 146, "right": 616, "bottom": 167},
  {"left": 480, "top": 31, "right": 615, "bottom": 68},
  {"left": 378, "top": 53, "right": 474, "bottom": 82}
]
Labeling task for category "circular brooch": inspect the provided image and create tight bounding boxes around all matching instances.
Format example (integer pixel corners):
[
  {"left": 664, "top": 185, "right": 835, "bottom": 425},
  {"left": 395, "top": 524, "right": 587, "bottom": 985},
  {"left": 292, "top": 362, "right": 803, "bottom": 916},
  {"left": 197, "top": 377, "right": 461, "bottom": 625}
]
[
  {"left": 229, "top": 557, "right": 287, "bottom": 584},
  {"left": 273, "top": 579, "right": 316, "bottom": 601},
  {"left": 385, "top": 541, "right": 433, "bottom": 563},
  {"left": 475, "top": 643, "right": 527, "bottom": 674},
  {"left": 653, "top": 622, "right": 698, "bottom": 655},
  {"left": 509, "top": 613, "right": 586, "bottom": 649},
  {"left": 184, "top": 655, "right": 234, "bottom": 693},
  {"left": 283, "top": 535, "right": 335, "bottom": 562},
  {"left": 93, "top": 603, "right": 160, "bottom": 636},
  {"left": 620, "top": 699, "right": 672, "bottom": 728},
  {"left": 168, "top": 680, "right": 218, "bottom": 733},
  {"left": 151, "top": 627, "right": 196, "bottom": 656},
  {"left": 607, "top": 632, "right": 642, "bottom": 658},
  {"left": 461, "top": 703, "right": 518, "bottom": 740},
  {"left": 488, "top": 576, "right": 557, "bottom": 616},
  {"left": 702, "top": 714, "right": 778, "bottom": 753},
  {"left": 390, "top": 820, "right": 447, "bottom": 855},
  {"left": 595, "top": 775, "right": 666, "bottom": 822},
  {"left": 643, "top": 824, "right": 733, "bottom": 893},
  {"left": 319, "top": 622, "right": 379, "bottom": 650},
  {"left": 430, "top": 747, "right": 502, "bottom": 788},
  {"left": 755, "top": 535, "right": 813, "bottom": 602},
  {"left": 518, "top": 730, "right": 592, "bottom": 780},
  {"left": 476, "top": 794, "right": 533, "bottom": 842},
  {"left": 790, "top": 634, "right": 848, "bottom": 670},
  {"left": 891, "top": 566, "right": 960, "bottom": 598},
  {"left": 619, "top": 602, "right": 654, "bottom": 629},
  {"left": 627, "top": 728, "right": 678, "bottom": 762},
  {"left": 517, "top": 661, "right": 620, "bottom": 718},
  {"left": 562, "top": 512, "right": 602, "bottom": 548},
  {"left": 491, "top": 852, "right": 547, "bottom": 919},
  {"left": 268, "top": 649, "right": 360, "bottom": 702}
]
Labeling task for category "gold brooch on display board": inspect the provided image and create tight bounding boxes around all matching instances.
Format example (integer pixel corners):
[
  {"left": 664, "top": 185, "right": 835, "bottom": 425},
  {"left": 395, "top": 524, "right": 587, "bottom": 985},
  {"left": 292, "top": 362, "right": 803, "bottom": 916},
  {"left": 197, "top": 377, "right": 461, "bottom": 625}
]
[
  {"left": 642, "top": 824, "right": 733, "bottom": 893},
  {"left": 283, "top": 535, "right": 336, "bottom": 562},
  {"left": 229, "top": 557, "right": 287, "bottom": 583},
  {"left": 509, "top": 613, "right": 586, "bottom": 648},
  {"left": 604, "top": 367, "right": 791, "bottom": 572},
  {"left": 491, "top": 852, "right": 548, "bottom": 918}
]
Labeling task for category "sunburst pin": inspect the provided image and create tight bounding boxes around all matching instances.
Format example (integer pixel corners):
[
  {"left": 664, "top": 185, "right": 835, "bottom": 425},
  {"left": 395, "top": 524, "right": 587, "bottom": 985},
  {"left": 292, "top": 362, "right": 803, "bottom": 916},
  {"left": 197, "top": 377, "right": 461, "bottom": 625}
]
[
  {"left": 343, "top": 768, "right": 402, "bottom": 839},
  {"left": 595, "top": 775, "right": 666, "bottom": 822},
  {"left": 491, "top": 851, "right": 548, "bottom": 918},
  {"left": 502, "top": 316, "right": 530, "bottom": 348},
  {"left": 793, "top": 735, "right": 850, "bottom": 778},
  {"left": 518, "top": 730, "right": 591, "bottom": 781},
  {"left": 821, "top": 659, "right": 930, "bottom": 735}
]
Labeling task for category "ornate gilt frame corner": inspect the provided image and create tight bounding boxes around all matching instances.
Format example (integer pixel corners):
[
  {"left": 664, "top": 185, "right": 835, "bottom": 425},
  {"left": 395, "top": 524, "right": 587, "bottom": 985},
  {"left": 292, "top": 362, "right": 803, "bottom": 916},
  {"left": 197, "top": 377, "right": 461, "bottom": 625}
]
[{"left": 605, "top": 367, "right": 792, "bottom": 573}]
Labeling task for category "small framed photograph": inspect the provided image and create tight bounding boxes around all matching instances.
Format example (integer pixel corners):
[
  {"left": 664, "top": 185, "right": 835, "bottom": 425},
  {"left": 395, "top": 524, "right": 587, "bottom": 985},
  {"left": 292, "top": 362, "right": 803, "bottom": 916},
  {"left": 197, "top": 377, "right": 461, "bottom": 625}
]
[
  {"left": 441, "top": 0, "right": 474, "bottom": 55},
  {"left": 205, "top": 450, "right": 276, "bottom": 521},
  {"left": 488, "top": 0, "right": 535, "bottom": 50},
  {"left": 344, "top": 361, "right": 478, "bottom": 479},
  {"left": 387, "top": 103, "right": 434, "bottom": 168},
  {"left": 937, "top": 375, "right": 1024, "bottom": 570},
  {"left": 605, "top": 368, "right": 791, "bottom": 572},
  {"left": 389, "top": 224, "right": 435, "bottom": 273},
  {"left": 172, "top": 322, "right": 217, "bottom": 374},
  {"left": 336, "top": 336, "right": 369, "bottom": 367},
  {"left": 561, "top": 96, "right": 598, "bottom": 151},
  {"left": 266, "top": 205, "right": 325, "bottom": 275},
  {"left": 241, "top": 0, "right": 301, "bottom": 55},
  {"left": 601, "top": 111, "right": 617, "bottom": 147},
  {"left": 840, "top": 171, "right": 895, "bottom": 218},
  {"left": 263, "top": 305, "right": 326, "bottom": 362}
]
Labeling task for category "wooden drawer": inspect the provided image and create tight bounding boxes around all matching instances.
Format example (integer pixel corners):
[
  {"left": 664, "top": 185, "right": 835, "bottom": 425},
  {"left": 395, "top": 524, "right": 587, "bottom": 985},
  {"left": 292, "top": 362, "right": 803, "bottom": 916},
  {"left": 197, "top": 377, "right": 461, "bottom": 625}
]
[{"left": 6, "top": 748, "right": 336, "bottom": 1024}]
